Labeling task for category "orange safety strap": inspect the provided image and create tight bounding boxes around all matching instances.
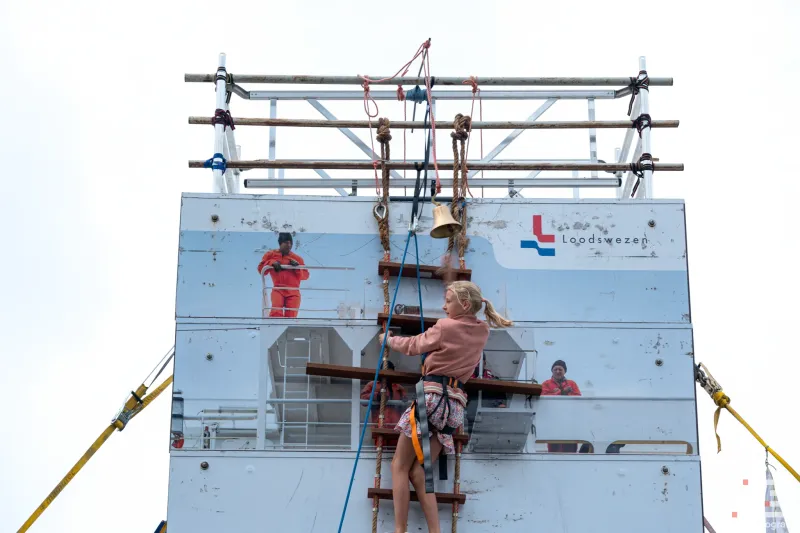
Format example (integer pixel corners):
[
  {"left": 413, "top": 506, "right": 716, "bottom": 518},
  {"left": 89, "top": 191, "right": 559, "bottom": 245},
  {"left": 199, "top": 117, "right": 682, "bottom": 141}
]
[{"left": 409, "top": 404, "right": 424, "bottom": 463}]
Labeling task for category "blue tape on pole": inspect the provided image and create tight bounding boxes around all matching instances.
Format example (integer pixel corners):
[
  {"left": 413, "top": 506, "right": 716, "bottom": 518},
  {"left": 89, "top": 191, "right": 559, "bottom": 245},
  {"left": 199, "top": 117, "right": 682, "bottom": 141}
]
[
  {"left": 406, "top": 86, "right": 427, "bottom": 104},
  {"left": 202, "top": 153, "right": 227, "bottom": 172}
]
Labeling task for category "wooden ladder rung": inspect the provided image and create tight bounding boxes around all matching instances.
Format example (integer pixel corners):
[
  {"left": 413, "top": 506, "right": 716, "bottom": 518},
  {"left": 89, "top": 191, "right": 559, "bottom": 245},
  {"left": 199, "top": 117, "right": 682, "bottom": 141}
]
[
  {"left": 372, "top": 426, "right": 469, "bottom": 444},
  {"left": 305, "top": 363, "right": 543, "bottom": 396},
  {"left": 368, "top": 488, "right": 466, "bottom": 504},
  {"left": 378, "top": 261, "right": 472, "bottom": 282},
  {"left": 377, "top": 313, "right": 438, "bottom": 334}
]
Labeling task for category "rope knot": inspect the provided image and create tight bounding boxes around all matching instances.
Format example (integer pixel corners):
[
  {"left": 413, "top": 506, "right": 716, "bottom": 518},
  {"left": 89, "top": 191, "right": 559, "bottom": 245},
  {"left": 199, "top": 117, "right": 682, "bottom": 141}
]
[
  {"left": 396, "top": 85, "right": 405, "bottom": 101},
  {"left": 632, "top": 113, "right": 652, "bottom": 137},
  {"left": 463, "top": 76, "right": 479, "bottom": 95},
  {"left": 211, "top": 108, "right": 235, "bottom": 131},
  {"left": 376, "top": 117, "right": 392, "bottom": 144},
  {"left": 422, "top": 39, "right": 431, "bottom": 49},
  {"left": 451, "top": 113, "right": 471, "bottom": 141},
  {"left": 627, "top": 70, "right": 650, "bottom": 116}
]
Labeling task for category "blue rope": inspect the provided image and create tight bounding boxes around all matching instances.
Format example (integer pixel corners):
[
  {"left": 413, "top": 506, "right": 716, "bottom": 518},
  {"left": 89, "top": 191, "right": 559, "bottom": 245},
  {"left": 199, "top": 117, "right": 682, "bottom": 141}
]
[
  {"left": 413, "top": 232, "right": 428, "bottom": 366},
  {"left": 336, "top": 228, "right": 416, "bottom": 533},
  {"left": 336, "top": 99, "right": 435, "bottom": 532}
]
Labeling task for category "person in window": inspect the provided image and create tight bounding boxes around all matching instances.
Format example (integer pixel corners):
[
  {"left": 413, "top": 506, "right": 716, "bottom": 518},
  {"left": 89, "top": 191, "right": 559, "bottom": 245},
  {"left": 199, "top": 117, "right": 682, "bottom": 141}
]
[
  {"left": 541, "top": 359, "right": 582, "bottom": 452},
  {"left": 257, "top": 232, "right": 309, "bottom": 318},
  {"left": 360, "top": 360, "right": 408, "bottom": 445}
]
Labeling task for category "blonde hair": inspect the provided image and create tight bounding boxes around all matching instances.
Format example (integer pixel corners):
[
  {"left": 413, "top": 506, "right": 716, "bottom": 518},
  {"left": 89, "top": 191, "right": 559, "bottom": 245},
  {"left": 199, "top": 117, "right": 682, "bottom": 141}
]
[{"left": 446, "top": 281, "right": 513, "bottom": 329}]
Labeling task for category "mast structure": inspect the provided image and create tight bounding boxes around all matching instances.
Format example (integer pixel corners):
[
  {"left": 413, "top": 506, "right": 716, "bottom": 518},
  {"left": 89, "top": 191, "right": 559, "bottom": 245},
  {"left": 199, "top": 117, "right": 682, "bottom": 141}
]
[{"left": 186, "top": 54, "right": 677, "bottom": 200}]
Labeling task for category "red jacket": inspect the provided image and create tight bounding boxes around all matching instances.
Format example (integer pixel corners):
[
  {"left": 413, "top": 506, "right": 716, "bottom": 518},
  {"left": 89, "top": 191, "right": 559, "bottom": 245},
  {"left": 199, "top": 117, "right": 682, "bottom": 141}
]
[
  {"left": 541, "top": 378, "right": 581, "bottom": 396},
  {"left": 258, "top": 250, "right": 310, "bottom": 289},
  {"left": 360, "top": 381, "right": 407, "bottom": 427}
]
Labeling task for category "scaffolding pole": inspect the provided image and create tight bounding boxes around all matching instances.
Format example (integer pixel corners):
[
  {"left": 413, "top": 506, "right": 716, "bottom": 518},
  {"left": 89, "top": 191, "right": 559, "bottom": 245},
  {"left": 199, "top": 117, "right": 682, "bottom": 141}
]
[
  {"left": 189, "top": 160, "right": 683, "bottom": 172},
  {"left": 185, "top": 74, "right": 673, "bottom": 86},
  {"left": 188, "top": 117, "right": 680, "bottom": 130}
]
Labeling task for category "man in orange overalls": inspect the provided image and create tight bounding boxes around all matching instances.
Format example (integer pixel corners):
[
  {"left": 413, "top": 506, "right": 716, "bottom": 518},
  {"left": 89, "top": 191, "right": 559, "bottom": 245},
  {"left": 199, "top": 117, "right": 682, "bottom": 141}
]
[{"left": 257, "top": 232, "right": 309, "bottom": 318}]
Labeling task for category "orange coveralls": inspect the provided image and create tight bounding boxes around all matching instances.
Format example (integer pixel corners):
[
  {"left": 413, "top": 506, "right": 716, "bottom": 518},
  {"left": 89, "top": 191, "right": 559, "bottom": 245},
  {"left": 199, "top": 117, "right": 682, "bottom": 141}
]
[{"left": 258, "top": 250, "right": 310, "bottom": 318}]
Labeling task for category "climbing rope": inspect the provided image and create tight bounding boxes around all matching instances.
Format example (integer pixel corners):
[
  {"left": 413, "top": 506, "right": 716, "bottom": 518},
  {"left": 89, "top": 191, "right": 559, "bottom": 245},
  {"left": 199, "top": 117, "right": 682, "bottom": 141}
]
[
  {"left": 341, "top": 100, "right": 436, "bottom": 533},
  {"left": 338, "top": 227, "right": 422, "bottom": 533},
  {"left": 695, "top": 363, "right": 800, "bottom": 483},
  {"left": 360, "top": 39, "right": 441, "bottom": 195},
  {"left": 371, "top": 116, "right": 393, "bottom": 533}
]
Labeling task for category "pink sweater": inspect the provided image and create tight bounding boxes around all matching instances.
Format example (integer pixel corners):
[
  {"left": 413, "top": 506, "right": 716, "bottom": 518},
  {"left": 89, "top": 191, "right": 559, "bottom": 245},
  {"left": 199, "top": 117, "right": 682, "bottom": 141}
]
[{"left": 388, "top": 315, "right": 490, "bottom": 384}]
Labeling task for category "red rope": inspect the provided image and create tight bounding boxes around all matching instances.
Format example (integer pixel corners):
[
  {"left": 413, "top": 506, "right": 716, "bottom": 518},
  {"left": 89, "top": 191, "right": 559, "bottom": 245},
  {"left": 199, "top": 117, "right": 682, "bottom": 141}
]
[
  {"left": 398, "top": 86, "right": 407, "bottom": 181},
  {"left": 461, "top": 76, "right": 484, "bottom": 197},
  {"left": 358, "top": 39, "right": 441, "bottom": 195},
  {"left": 420, "top": 49, "right": 442, "bottom": 193}
]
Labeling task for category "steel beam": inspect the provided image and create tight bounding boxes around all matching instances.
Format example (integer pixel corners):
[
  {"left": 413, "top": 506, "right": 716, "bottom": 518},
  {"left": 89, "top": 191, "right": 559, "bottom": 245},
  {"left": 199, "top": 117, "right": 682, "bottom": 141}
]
[
  {"left": 307, "top": 100, "right": 403, "bottom": 181},
  {"left": 245, "top": 90, "right": 620, "bottom": 101},
  {"left": 467, "top": 99, "right": 557, "bottom": 180},
  {"left": 243, "top": 177, "right": 621, "bottom": 189}
]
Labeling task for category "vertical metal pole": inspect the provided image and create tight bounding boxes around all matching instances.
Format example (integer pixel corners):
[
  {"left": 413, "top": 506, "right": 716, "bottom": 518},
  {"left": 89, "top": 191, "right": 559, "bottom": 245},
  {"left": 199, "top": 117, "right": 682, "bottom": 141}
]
[
  {"left": 351, "top": 349, "right": 361, "bottom": 450},
  {"left": 614, "top": 148, "right": 621, "bottom": 199},
  {"left": 638, "top": 56, "right": 653, "bottom": 198},
  {"left": 588, "top": 98, "right": 598, "bottom": 180},
  {"left": 572, "top": 170, "right": 580, "bottom": 199},
  {"left": 281, "top": 341, "right": 288, "bottom": 447},
  {"left": 212, "top": 53, "right": 229, "bottom": 193},
  {"left": 268, "top": 100, "right": 277, "bottom": 182}
]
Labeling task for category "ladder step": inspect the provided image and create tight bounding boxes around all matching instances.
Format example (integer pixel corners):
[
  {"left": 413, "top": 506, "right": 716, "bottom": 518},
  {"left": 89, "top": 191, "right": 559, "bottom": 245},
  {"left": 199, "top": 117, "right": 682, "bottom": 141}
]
[
  {"left": 371, "top": 426, "right": 469, "bottom": 444},
  {"left": 368, "top": 488, "right": 466, "bottom": 504},
  {"left": 377, "top": 313, "right": 438, "bottom": 335},
  {"left": 378, "top": 261, "right": 472, "bottom": 282}
]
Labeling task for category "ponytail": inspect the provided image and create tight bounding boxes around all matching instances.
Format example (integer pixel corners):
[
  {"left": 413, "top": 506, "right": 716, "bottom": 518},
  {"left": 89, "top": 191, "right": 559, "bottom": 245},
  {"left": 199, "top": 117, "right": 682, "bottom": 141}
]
[
  {"left": 482, "top": 298, "right": 513, "bottom": 328},
  {"left": 446, "top": 281, "right": 513, "bottom": 329}
]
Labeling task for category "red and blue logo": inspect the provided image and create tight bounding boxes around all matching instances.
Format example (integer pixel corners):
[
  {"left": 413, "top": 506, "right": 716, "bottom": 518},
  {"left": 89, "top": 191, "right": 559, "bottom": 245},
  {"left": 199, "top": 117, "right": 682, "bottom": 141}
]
[{"left": 520, "top": 215, "right": 556, "bottom": 256}]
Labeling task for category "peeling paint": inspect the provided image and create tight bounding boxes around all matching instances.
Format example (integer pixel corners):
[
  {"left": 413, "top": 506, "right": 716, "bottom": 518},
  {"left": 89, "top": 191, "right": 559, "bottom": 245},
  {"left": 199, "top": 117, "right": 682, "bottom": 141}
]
[{"left": 480, "top": 219, "right": 508, "bottom": 229}]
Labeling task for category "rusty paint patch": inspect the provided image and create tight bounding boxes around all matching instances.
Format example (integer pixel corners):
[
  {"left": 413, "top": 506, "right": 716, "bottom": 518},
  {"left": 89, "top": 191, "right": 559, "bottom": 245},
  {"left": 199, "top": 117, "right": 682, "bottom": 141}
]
[{"left": 480, "top": 219, "right": 508, "bottom": 229}]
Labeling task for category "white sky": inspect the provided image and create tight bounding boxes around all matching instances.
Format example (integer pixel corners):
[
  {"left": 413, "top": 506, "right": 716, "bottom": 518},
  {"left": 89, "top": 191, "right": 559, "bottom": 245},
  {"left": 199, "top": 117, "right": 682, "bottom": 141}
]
[{"left": 1, "top": 1, "right": 798, "bottom": 532}]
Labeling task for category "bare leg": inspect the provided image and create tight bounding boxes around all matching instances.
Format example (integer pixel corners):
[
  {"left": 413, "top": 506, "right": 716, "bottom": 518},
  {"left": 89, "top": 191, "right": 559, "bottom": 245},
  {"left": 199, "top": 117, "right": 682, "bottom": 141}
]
[
  {"left": 408, "top": 434, "right": 444, "bottom": 533},
  {"left": 391, "top": 434, "right": 418, "bottom": 533}
]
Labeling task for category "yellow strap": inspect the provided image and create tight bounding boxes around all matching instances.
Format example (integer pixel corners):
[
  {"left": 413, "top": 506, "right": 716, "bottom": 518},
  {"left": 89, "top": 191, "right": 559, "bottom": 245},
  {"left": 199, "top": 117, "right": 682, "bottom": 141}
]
[
  {"left": 17, "top": 375, "right": 174, "bottom": 532},
  {"left": 713, "top": 406, "right": 723, "bottom": 453}
]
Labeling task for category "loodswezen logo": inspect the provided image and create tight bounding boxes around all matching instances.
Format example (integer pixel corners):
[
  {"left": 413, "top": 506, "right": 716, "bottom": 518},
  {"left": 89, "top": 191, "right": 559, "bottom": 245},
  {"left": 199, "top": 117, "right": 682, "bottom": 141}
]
[{"left": 520, "top": 215, "right": 556, "bottom": 256}]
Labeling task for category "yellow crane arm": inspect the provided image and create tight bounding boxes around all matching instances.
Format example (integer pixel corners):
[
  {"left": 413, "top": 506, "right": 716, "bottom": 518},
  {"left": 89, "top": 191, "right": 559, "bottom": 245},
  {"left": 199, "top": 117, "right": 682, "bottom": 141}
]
[
  {"left": 695, "top": 363, "right": 799, "bottom": 483},
  {"left": 17, "top": 375, "right": 174, "bottom": 533}
]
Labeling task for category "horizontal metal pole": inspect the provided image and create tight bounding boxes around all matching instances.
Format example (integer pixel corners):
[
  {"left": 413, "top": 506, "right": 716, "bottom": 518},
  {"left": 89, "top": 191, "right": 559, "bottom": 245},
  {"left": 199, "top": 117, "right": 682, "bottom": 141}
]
[
  {"left": 244, "top": 177, "right": 622, "bottom": 189},
  {"left": 189, "top": 117, "right": 679, "bottom": 130},
  {"left": 266, "top": 398, "right": 407, "bottom": 406},
  {"left": 185, "top": 74, "right": 673, "bottom": 87},
  {"left": 247, "top": 90, "right": 619, "bottom": 101},
  {"left": 189, "top": 159, "right": 684, "bottom": 172}
]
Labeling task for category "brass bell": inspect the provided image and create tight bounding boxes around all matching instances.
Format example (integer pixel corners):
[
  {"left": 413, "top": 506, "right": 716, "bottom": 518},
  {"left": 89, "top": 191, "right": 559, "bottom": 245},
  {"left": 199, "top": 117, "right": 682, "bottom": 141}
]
[{"left": 430, "top": 205, "right": 461, "bottom": 239}]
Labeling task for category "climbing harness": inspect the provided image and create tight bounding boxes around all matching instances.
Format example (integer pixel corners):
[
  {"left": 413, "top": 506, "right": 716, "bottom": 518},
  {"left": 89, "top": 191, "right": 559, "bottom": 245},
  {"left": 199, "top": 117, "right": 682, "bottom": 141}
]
[{"left": 695, "top": 362, "right": 799, "bottom": 483}]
